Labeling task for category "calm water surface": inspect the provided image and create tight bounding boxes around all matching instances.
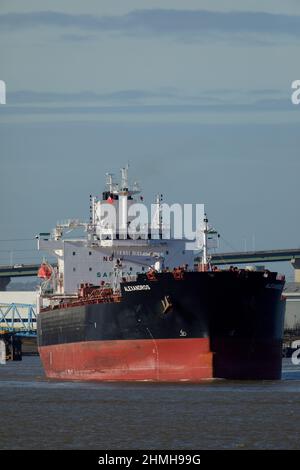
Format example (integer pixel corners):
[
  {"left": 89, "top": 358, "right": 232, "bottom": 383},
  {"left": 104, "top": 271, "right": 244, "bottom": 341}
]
[{"left": 0, "top": 357, "right": 299, "bottom": 449}]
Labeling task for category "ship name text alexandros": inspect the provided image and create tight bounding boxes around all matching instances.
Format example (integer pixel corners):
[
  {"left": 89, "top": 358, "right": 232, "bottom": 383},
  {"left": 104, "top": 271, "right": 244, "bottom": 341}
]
[{"left": 124, "top": 285, "right": 151, "bottom": 292}]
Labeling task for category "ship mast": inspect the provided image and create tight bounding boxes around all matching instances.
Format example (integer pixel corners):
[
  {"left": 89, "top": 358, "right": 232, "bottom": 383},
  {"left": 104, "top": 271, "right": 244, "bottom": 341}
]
[
  {"left": 202, "top": 213, "right": 209, "bottom": 266},
  {"left": 199, "top": 213, "right": 220, "bottom": 271},
  {"left": 106, "top": 173, "right": 114, "bottom": 193},
  {"left": 198, "top": 213, "right": 210, "bottom": 272}
]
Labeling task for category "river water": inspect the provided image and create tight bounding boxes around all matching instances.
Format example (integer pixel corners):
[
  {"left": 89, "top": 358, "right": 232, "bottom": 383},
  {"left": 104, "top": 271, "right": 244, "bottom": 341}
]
[{"left": 0, "top": 357, "right": 299, "bottom": 449}]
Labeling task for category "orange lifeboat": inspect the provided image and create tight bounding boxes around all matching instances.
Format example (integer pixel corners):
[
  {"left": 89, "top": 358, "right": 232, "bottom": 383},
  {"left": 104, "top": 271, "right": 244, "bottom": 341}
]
[{"left": 37, "top": 263, "right": 52, "bottom": 279}]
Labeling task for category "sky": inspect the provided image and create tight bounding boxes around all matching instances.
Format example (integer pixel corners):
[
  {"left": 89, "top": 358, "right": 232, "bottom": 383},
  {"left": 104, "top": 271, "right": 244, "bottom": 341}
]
[{"left": 0, "top": 0, "right": 299, "bottom": 278}]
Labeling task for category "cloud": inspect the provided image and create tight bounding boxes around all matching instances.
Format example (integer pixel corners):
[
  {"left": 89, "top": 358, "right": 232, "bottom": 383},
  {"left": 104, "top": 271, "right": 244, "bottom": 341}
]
[
  {"left": 8, "top": 88, "right": 288, "bottom": 106},
  {"left": 247, "top": 89, "right": 282, "bottom": 96},
  {"left": 9, "top": 89, "right": 177, "bottom": 104},
  {"left": 60, "top": 34, "right": 93, "bottom": 42},
  {"left": 2, "top": 97, "right": 295, "bottom": 116},
  {"left": 0, "top": 9, "right": 300, "bottom": 40}
]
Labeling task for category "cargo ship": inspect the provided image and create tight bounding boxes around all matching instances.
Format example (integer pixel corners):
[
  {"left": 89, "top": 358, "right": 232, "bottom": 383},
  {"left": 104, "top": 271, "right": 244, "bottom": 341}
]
[{"left": 36, "top": 167, "right": 286, "bottom": 381}]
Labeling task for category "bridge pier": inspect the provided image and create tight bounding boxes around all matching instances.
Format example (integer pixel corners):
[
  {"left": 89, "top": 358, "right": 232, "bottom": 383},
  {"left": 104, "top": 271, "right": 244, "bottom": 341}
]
[
  {"left": 291, "top": 258, "right": 300, "bottom": 283},
  {"left": 0, "top": 277, "right": 10, "bottom": 291}
]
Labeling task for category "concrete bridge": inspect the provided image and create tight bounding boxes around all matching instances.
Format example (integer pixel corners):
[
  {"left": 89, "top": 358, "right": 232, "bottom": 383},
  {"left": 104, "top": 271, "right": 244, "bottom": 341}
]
[
  {"left": 210, "top": 248, "right": 300, "bottom": 265},
  {"left": 210, "top": 248, "right": 300, "bottom": 281},
  {"left": 0, "top": 247, "right": 300, "bottom": 289},
  {"left": 0, "top": 264, "right": 42, "bottom": 290}
]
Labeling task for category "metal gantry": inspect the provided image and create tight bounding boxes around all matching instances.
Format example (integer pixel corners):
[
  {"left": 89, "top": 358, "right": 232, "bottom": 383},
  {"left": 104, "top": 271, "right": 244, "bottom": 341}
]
[{"left": 0, "top": 302, "right": 37, "bottom": 336}]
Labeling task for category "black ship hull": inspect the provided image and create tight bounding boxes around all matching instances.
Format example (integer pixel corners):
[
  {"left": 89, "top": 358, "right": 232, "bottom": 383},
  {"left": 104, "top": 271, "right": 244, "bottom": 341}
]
[{"left": 38, "top": 271, "right": 285, "bottom": 381}]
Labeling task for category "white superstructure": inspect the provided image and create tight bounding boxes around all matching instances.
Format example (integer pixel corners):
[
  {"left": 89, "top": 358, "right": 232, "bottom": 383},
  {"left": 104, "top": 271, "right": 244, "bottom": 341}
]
[{"left": 37, "top": 166, "right": 218, "bottom": 297}]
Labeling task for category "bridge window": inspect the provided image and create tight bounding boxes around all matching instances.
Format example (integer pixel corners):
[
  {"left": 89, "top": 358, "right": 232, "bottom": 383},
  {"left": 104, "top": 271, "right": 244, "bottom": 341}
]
[
  {"left": 72, "top": 251, "right": 76, "bottom": 256},
  {"left": 89, "top": 251, "right": 92, "bottom": 256},
  {"left": 73, "top": 267, "right": 76, "bottom": 272},
  {"left": 89, "top": 267, "right": 92, "bottom": 271}
]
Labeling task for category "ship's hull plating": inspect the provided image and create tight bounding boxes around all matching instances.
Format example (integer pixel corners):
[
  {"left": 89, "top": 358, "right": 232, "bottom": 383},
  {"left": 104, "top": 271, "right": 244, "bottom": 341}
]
[
  {"left": 38, "top": 271, "right": 285, "bottom": 381},
  {"left": 39, "top": 338, "right": 213, "bottom": 381}
]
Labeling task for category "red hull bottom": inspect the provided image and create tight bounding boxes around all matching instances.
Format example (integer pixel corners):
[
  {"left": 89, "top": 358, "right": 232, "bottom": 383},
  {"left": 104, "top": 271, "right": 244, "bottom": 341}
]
[{"left": 38, "top": 338, "right": 213, "bottom": 382}]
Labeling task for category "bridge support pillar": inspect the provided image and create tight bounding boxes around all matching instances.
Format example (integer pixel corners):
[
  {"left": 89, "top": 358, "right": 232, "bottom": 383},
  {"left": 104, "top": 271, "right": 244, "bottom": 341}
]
[
  {"left": 0, "top": 277, "right": 10, "bottom": 291},
  {"left": 291, "top": 258, "right": 300, "bottom": 283}
]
